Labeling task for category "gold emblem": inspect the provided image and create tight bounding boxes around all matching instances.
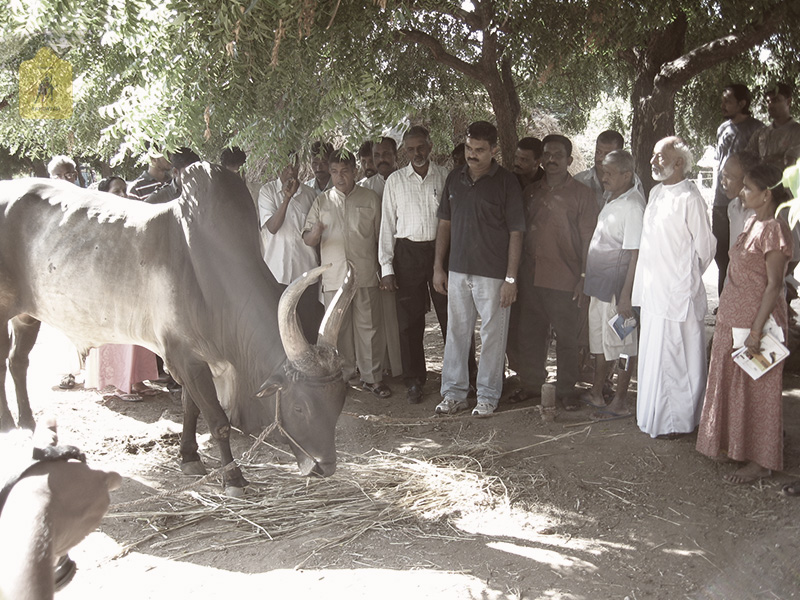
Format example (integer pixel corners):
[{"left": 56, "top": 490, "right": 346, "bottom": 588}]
[{"left": 19, "top": 47, "right": 73, "bottom": 119}]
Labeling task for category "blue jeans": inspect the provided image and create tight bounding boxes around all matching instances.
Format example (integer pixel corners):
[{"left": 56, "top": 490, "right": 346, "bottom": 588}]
[{"left": 441, "top": 272, "right": 509, "bottom": 408}]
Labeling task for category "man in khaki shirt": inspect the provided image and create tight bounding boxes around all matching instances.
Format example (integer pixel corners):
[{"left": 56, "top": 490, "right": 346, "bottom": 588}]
[{"left": 303, "top": 149, "right": 391, "bottom": 398}]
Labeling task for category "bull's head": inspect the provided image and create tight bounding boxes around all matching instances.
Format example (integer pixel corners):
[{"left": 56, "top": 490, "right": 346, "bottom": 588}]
[{"left": 259, "top": 263, "right": 356, "bottom": 477}]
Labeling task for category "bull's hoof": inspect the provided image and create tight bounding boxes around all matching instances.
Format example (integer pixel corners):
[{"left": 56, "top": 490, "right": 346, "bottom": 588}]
[
  {"left": 224, "top": 485, "right": 246, "bottom": 498},
  {"left": 180, "top": 461, "right": 207, "bottom": 476},
  {"left": 18, "top": 413, "right": 36, "bottom": 431}
]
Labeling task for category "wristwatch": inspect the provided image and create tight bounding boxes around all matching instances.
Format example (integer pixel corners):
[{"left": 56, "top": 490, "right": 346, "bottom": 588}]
[{"left": 504, "top": 276, "right": 516, "bottom": 284}]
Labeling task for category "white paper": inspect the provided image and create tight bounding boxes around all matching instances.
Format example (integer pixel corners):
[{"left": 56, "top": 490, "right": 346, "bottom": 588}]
[{"left": 731, "top": 315, "right": 784, "bottom": 349}]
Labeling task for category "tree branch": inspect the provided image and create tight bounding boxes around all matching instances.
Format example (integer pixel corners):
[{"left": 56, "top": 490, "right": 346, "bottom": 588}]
[
  {"left": 448, "top": 6, "right": 484, "bottom": 30},
  {"left": 656, "top": 2, "right": 787, "bottom": 91},
  {"left": 397, "top": 28, "right": 488, "bottom": 83}
]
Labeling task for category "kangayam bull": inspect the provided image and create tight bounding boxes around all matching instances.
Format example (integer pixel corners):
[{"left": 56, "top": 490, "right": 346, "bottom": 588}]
[{"left": 0, "top": 162, "right": 356, "bottom": 494}]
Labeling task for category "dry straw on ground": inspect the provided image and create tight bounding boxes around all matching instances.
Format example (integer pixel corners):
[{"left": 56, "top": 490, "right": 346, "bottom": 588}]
[{"left": 109, "top": 438, "right": 514, "bottom": 561}]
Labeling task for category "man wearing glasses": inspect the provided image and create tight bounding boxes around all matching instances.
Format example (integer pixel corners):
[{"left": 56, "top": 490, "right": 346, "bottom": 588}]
[{"left": 47, "top": 155, "right": 79, "bottom": 184}]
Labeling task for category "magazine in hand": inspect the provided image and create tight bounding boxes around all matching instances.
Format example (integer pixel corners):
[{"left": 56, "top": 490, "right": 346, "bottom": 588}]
[
  {"left": 608, "top": 307, "right": 640, "bottom": 341},
  {"left": 731, "top": 332, "right": 790, "bottom": 380}
]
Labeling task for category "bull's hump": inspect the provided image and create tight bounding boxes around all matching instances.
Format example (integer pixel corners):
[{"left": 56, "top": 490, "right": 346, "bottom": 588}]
[{"left": 2, "top": 179, "right": 169, "bottom": 227}]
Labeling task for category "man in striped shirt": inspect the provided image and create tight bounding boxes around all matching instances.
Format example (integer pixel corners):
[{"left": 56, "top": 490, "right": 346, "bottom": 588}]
[{"left": 128, "top": 152, "right": 172, "bottom": 201}]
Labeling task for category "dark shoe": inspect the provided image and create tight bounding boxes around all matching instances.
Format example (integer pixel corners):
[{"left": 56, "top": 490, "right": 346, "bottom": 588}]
[
  {"left": 407, "top": 383, "right": 423, "bottom": 404},
  {"left": 507, "top": 388, "right": 539, "bottom": 404},
  {"left": 362, "top": 381, "right": 392, "bottom": 398}
]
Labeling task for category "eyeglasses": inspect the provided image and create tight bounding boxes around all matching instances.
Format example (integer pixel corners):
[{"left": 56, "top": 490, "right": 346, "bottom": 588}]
[{"left": 51, "top": 171, "right": 78, "bottom": 181}]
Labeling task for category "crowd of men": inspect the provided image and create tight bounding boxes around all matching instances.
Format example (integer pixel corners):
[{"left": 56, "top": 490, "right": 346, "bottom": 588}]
[{"left": 46, "top": 82, "right": 800, "bottom": 432}]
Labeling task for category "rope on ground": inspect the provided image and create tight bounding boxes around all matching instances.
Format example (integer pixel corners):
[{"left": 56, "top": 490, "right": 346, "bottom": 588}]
[
  {"left": 341, "top": 404, "right": 542, "bottom": 424},
  {"left": 110, "top": 424, "right": 274, "bottom": 510}
]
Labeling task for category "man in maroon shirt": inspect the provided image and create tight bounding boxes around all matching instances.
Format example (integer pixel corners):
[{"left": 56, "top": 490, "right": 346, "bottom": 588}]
[{"left": 512, "top": 134, "right": 598, "bottom": 409}]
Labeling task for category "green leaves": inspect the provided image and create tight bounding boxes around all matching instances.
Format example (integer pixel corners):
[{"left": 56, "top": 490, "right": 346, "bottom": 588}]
[{"left": 0, "top": 0, "right": 798, "bottom": 180}]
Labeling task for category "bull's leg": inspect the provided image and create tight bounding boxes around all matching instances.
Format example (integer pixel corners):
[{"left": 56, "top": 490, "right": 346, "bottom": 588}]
[
  {"left": 173, "top": 361, "right": 248, "bottom": 493},
  {"left": 0, "top": 319, "right": 14, "bottom": 431},
  {"left": 9, "top": 315, "right": 41, "bottom": 430},
  {"left": 178, "top": 388, "right": 206, "bottom": 475}
]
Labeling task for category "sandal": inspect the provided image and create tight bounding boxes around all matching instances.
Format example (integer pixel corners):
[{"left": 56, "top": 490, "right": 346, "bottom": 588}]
[
  {"left": 507, "top": 388, "right": 538, "bottom": 404},
  {"left": 59, "top": 374, "right": 76, "bottom": 389},
  {"left": 362, "top": 381, "right": 392, "bottom": 398},
  {"left": 132, "top": 382, "right": 159, "bottom": 396},
  {"left": 782, "top": 480, "right": 800, "bottom": 497},
  {"left": 561, "top": 395, "right": 581, "bottom": 411}
]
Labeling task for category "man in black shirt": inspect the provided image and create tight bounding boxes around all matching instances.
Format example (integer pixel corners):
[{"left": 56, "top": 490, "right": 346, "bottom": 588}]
[{"left": 433, "top": 121, "right": 525, "bottom": 416}]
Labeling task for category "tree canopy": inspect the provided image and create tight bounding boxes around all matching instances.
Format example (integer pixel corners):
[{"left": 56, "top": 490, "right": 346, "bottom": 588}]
[{"left": 1, "top": 0, "right": 798, "bottom": 181}]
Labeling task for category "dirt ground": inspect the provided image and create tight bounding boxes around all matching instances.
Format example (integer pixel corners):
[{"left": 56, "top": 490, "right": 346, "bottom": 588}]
[{"left": 7, "top": 266, "right": 800, "bottom": 600}]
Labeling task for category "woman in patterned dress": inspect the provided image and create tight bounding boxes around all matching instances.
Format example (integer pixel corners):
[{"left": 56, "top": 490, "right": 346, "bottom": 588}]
[{"left": 696, "top": 164, "right": 793, "bottom": 483}]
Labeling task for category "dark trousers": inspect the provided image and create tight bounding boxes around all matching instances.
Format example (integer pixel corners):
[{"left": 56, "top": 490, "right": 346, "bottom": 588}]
[
  {"left": 394, "top": 238, "right": 476, "bottom": 386},
  {"left": 279, "top": 281, "right": 325, "bottom": 344},
  {"left": 394, "top": 239, "right": 447, "bottom": 385},
  {"left": 508, "top": 275, "right": 547, "bottom": 391},
  {"left": 712, "top": 205, "right": 730, "bottom": 295},
  {"left": 523, "top": 285, "right": 580, "bottom": 397}
]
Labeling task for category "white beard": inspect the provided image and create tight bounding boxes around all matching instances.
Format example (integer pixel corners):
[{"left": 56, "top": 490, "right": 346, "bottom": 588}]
[{"left": 652, "top": 163, "right": 675, "bottom": 182}]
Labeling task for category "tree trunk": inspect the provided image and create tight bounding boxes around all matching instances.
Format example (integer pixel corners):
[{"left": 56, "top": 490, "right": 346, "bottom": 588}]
[
  {"left": 631, "top": 83, "right": 676, "bottom": 195},
  {"left": 624, "top": 5, "right": 786, "bottom": 197},
  {"left": 486, "top": 79, "right": 520, "bottom": 169}
]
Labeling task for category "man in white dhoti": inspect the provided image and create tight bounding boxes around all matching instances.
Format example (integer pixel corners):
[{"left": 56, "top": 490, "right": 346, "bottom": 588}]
[{"left": 632, "top": 137, "right": 716, "bottom": 438}]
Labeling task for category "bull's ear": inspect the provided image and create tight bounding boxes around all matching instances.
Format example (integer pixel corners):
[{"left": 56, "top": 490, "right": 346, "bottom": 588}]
[{"left": 257, "top": 374, "right": 286, "bottom": 398}]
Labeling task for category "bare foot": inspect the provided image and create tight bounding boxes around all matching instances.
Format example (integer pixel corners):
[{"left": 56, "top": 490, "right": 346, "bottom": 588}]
[
  {"left": 723, "top": 462, "right": 771, "bottom": 484},
  {"left": 709, "top": 452, "right": 734, "bottom": 463},
  {"left": 604, "top": 395, "right": 628, "bottom": 416},
  {"left": 580, "top": 390, "right": 606, "bottom": 409}
]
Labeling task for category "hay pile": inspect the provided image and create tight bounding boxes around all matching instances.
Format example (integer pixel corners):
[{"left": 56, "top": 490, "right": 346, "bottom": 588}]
[{"left": 110, "top": 438, "right": 513, "bottom": 560}]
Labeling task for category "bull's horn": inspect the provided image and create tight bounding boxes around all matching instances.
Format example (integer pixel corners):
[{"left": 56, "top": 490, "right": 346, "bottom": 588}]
[
  {"left": 317, "top": 261, "right": 357, "bottom": 349},
  {"left": 278, "top": 264, "right": 331, "bottom": 365}
]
